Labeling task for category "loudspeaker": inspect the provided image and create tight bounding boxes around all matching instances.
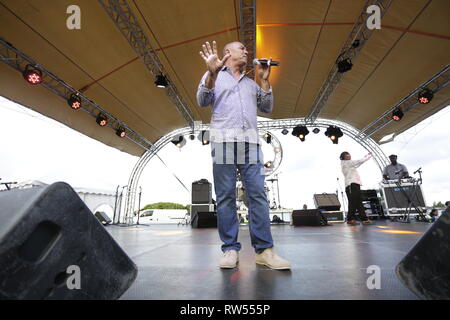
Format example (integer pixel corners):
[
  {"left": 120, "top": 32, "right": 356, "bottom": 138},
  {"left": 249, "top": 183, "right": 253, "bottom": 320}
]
[
  {"left": 0, "top": 182, "right": 138, "bottom": 299},
  {"left": 95, "top": 211, "right": 112, "bottom": 225},
  {"left": 292, "top": 209, "right": 327, "bottom": 226},
  {"left": 396, "top": 210, "right": 450, "bottom": 299},
  {"left": 313, "top": 193, "right": 341, "bottom": 211},
  {"left": 192, "top": 179, "right": 212, "bottom": 204},
  {"left": 191, "top": 212, "right": 217, "bottom": 228}
]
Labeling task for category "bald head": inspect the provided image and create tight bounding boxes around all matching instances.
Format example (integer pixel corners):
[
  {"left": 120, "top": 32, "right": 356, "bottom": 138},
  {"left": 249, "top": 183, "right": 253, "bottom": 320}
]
[
  {"left": 223, "top": 42, "right": 242, "bottom": 56},
  {"left": 222, "top": 41, "right": 248, "bottom": 69}
]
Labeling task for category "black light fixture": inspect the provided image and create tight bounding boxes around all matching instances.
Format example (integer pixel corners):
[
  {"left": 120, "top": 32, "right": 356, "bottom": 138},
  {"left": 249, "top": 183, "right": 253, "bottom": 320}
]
[
  {"left": 352, "top": 39, "right": 360, "bottom": 48},
  {"left": 392, "top": 108, "right": 404, "bottom": 121},
  {"left": 337, "top": 58, "right": 353, "bottom": 73},
  {"left": 96, "top": 113, "right": 108, "bottom": 127},
  {"left": 312, "top": 128, "right": 320, "bottom": 134},
  {"left": 292, "top": 125, "right": 309, "bottom": 142},
  {"left": 263, "top": 132, "right": 272, "bottom": 144},
  {"left": 115, "top": 127, "right": 126, "bottom": 138},
  {"left": 324, "top": 126, "right": 343, "bottom": 144},
  {"left": 23, "top": 64, "right": 43, "bottom": 85},
  {"left": 418, "top": 88, "right": 433, "bottom": 104},
  {"left": 155, "top": 74, "right": 168, "bottom": 88},
  {"left": 198, "top": 130, "right": 210, "bottom": 145},
  {"left": 281, "top": 128, "right": 289, "bottom": 135},
  {"left": 171, "top": 135, "right": 185, "bottom": 148},
  {"left": 67, "top": 94, "right": 81, "bottom": 110}
]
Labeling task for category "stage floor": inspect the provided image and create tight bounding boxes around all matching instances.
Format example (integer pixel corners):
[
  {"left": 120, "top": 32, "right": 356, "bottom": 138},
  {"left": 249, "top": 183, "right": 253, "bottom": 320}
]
[{"left": 106, "top": 219, "right": 431, "bottom": 300}]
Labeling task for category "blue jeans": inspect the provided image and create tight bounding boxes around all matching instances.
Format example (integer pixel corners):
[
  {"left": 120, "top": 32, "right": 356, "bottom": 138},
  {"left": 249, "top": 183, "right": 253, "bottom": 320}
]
[{"left": 211, "top": 142, "right": 274, "bottom": 253}]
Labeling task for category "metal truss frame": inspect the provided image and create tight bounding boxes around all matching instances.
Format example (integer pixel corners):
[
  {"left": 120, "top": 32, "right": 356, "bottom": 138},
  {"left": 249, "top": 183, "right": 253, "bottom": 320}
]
[
  {"left": 306, "top": 0, "right": 393, "bottom": 123},
  {"left": 358, "top": 64, "right": 450, "bottom": 140},
  {"left": 98, "top": 0, "right": 195, "bottom": 128},
  {"left": 0, "top": 37, "right": 153, "bottom": 151},
  {"left": 121, "top": 118, "right": 389, "bottom": 224},
  {"left": 239, "top": 0, "right": 256, "bottom": 79}
]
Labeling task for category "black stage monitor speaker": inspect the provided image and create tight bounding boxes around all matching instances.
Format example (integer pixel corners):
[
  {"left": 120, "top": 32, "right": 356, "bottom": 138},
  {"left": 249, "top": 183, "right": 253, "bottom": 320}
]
[
  {"left": 396, "top": 210, "right": 450, "bottom": 299},
  {"left": 292, "top": 209, "right": 327, "bottom": 226},
  {"left": 191, "top": 212, "right": 217, "bottom": 228},
  {"left": 383, "top": 185, "right": 425, "bottom": 209},
  {"left": 313, "top": 193, "right": 341, "bottom": 211},
  {"left": 95, "top": 211, "right": 112, "bottom": 225},
  {"left": 0, "top": 182, "right": 138, "bottom": 299},
  {"left": 192, "top": 179, "right": 212, "bottom": 204}
]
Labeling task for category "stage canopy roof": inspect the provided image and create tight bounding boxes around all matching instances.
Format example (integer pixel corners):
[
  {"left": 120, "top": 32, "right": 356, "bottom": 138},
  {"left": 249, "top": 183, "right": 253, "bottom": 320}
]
[{"left": 1, "top": 0, "right": 449, "bottom": 156}]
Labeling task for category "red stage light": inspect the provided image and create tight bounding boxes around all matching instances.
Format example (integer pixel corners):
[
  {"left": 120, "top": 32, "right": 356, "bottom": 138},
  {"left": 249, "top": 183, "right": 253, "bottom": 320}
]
[
  {"left": 96, "top": 114, "right": 108, "bottom": 127},
  {"left": 68, "top": 94, "right": 81, "bottom": 110},
  {"left": 116, "top": 127, "right": 126, "bottom": 138},
  {"left": 23, "top": 65, "right": 42, "bottom": 85}
]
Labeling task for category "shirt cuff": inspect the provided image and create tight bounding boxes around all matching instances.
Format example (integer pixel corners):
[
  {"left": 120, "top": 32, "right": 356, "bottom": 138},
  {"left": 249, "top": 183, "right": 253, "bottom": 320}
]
[
  {"left": 261, "top": 86, "right": 272, "bottom": 94},
  {"left": 199, "top": 83, "right": 214, "bottom": 93}
]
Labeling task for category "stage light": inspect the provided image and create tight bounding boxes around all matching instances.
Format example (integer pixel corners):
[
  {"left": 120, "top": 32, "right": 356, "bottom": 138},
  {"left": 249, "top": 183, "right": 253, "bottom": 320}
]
[
  {"left": 96, "top": 113, "right": 108, "bottom": 127},
  {"left": 281, "top": 128, "right": 289, "bottom": 135},
  {"left": 263, "top": 132, "right": 272, "bottom": 143},
  {"left": 392, "top": 108, "right": 404, "bottom": 121},
  {"left": 67, "top": 94, "right": 81, "bottom": 110},
  {"left": 325, "top": 126, "right": 343, "bottom": 144},
  {"left": 418, "top": 88, "right": 433, "bottom": 104},
  {"left": 337, "top": 58, "right": 353, "bottom": 73},
  {"left": 292, "top": 125, "right": 309, "bottom": 141},
  {"left": 22, "top": 64, "right": 43, "bottom": 85},
  {"left": 115, "top": 127, "right": 126, "bottom": 138},
  {"left": 171, "top": 135, "right": 185, "bottom": 148},
  {"left": 313, "top": 128, "right": 320, "bottom": 134},
  {"left": 155, "top": 74, "right": 168, "bottom": 88},
  {"left": 198, "top": 130, "right": 210, "bottom": 145},
  {"left": 264, "top": 161, "right": 273, "bottom": 168}
]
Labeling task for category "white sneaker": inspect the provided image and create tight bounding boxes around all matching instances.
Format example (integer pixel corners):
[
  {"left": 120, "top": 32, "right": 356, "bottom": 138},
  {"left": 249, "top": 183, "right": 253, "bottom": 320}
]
[
  {"left": 255, "top": 248, "right": 291, "bottom": 270},
  {"left": 219, "top": 250, "right": 239, "bottom": 269}
]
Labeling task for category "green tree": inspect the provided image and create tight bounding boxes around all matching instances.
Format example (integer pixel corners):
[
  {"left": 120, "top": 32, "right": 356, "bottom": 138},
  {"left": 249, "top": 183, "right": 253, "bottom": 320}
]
[
  {"left": 142, "top": 202, "right": 187, "bottom": 210},
  {"left": 433, "top": 201, "right": 445, "bottom": 208}
]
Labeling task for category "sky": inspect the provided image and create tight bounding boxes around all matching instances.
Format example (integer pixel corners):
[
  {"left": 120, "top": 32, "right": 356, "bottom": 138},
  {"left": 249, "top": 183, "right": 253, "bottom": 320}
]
[{"left": 1, "top": 95, "right": 449, "bottom": 212}]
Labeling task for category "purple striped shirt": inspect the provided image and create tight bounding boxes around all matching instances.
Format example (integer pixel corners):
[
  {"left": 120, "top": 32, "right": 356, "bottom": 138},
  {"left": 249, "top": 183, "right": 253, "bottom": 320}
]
[{"left": 196, "top": 66, "right": 273, "bottom": 144}]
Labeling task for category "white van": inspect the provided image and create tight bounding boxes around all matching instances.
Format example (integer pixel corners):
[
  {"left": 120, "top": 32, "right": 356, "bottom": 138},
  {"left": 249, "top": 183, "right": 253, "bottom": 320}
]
[{"left": 138, "top": 209, "right": 188, "bottom": 224}]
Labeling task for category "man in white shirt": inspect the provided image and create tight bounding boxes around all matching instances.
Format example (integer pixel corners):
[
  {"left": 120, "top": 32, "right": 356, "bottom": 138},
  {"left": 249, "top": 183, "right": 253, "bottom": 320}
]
[{"left": 340, "top": 151, "right": 374, "bottom": 226}]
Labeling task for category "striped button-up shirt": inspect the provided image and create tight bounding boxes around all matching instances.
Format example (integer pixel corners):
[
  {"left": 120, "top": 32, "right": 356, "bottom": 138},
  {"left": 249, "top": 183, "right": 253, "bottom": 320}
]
[{"left": 196, "top": 66, "right": 273, "bottom": 144}]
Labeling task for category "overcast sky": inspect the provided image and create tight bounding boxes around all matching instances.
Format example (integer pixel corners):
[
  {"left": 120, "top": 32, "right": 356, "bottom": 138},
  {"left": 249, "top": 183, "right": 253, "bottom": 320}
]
[{"left": 1, "top": 96, "right": 449, "bottom": 212}]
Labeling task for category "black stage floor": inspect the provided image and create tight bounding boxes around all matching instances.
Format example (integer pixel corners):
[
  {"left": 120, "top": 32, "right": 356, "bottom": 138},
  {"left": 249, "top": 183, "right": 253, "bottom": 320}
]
[{"left": 107, "top": 220, "right": 431, "bottom": 300}]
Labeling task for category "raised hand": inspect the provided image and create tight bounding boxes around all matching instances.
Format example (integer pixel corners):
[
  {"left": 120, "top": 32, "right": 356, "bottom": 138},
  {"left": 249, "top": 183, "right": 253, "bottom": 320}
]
[{"left": 199, "top": 41, "right": 230, "bottom": 77}]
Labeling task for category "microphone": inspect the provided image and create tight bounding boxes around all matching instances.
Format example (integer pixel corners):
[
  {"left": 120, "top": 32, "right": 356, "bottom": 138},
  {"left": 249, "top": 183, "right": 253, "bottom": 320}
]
[
  {"left": 414, "top": 167, "right": 422, "bottom": 174},
  {"left": 253, "top": 58, "right": 280, "bottom": 67}
]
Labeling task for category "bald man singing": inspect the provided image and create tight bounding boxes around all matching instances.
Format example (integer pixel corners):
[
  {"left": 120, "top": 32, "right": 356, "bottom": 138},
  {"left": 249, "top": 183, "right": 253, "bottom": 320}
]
[{"left": 196, "top": 41, "right": 291, "bottom": 270}]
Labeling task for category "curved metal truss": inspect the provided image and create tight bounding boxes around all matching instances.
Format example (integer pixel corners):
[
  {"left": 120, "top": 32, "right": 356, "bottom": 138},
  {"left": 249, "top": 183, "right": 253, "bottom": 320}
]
[
  {"left": 121, "top": 118, "right": 389, "bottom": 224},
  {"left": 259, "top": 129, "right": 283, "bottom": 176}
]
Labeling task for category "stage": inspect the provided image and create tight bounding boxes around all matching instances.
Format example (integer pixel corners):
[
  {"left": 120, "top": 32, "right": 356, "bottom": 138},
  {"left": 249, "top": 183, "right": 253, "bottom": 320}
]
[{"left": 106, "top": 220, "right": 431, "bottom": 300}]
